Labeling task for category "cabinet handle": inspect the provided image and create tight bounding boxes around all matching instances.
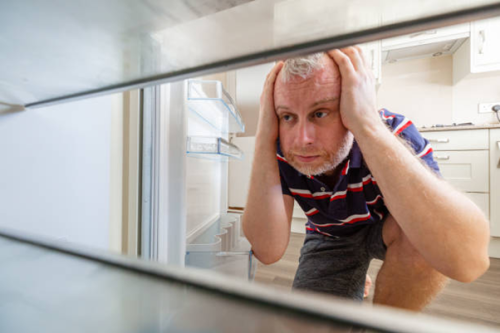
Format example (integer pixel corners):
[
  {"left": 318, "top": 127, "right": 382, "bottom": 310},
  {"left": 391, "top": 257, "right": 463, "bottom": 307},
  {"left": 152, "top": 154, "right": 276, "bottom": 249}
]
[
  {"left": 435, "top": 155, "right": 450, "bottom": 160},
  {"left": 427, "top": 138, "right": 449, "bottom": 143},
  {"left": 479, "top": 30, "right": 486, "bottom": 55},
  {"left": 409, "top": 30, "right": 437, "bottom": 38}
]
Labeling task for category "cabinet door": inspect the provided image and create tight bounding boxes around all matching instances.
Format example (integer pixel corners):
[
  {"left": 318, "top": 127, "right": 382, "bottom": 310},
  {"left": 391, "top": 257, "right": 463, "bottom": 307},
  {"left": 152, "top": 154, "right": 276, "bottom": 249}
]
[
  {"left": 490, "top": 129, "right": 500, "bottom": 237},
  {"left": 471, "top": 17, "right": 500, "bottom": 73},
  {"left": 434, "top": 150, "right": 489, "bottom": 192},
  {"left": 422, "top": 129, "right": 489, "bottom": 151}
]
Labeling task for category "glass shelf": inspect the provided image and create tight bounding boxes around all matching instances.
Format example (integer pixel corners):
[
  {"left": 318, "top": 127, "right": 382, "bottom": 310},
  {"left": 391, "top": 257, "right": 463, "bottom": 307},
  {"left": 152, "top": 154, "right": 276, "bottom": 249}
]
[
  {"left": 186, "top": 136, "right": 244, "bottom": 160},
  {"left": 187, "top": 80, "right": 245, "bottom": 134}
]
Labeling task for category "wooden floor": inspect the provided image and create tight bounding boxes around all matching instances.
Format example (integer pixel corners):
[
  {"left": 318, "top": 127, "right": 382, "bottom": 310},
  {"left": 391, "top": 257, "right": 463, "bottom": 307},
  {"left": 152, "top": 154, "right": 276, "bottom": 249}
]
[{"left": 254, "top": 233, "right": 500, "bottom": 329}]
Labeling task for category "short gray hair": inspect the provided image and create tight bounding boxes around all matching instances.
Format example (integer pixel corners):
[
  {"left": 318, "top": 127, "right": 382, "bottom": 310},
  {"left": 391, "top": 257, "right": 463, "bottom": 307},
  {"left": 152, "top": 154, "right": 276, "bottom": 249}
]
[{"left": 281, "top": 52, "right": 326, "bottom": 82}]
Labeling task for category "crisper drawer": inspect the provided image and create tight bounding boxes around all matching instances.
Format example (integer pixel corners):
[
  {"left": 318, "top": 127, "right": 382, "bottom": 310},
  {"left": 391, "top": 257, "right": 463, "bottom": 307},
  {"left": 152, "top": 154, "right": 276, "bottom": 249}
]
[
  {"left": 422, "top": 129, "right": 489, "bottom": 150},
  {"left": 434, "top": 150, "right": 489, "bottom": 192},
  {"left": 464, "top": 192, "right": 489, "bottom": 220}
]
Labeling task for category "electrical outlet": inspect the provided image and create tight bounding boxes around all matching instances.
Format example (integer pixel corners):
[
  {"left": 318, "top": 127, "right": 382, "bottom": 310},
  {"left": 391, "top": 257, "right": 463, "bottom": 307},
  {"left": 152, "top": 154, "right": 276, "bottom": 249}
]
[{"left": 478, "top": 102, "right": 500, "bottom": 114}]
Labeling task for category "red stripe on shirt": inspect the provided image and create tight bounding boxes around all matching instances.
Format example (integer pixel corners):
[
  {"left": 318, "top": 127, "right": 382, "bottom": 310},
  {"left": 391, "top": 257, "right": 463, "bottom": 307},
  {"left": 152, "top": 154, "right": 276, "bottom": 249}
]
[
  {"left": 291, "top": 192, "right": 313, "bottom": 198},
  {"left": 341, "top": 160, "right": 350, "bottom": 176},
  {"left": 306, "top": 210, "right": 319, "bottom": 217},
  {"left": 330, "top": 192, "right": 347, "bottom": 201},
  {"left": 395, "top": 120, "right": 413, "bottom": 135},
  {"left": 420, "top": 147, "right": 433, "bottom": 157},
  {"left": 277, "top": 155, "right": 288, "bottom": 163}
]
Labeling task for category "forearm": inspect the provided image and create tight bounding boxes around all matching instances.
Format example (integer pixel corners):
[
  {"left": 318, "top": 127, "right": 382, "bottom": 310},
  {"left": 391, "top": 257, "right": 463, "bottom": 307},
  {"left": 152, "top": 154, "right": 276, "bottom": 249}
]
[
  {"left": 355, "top": 122, "right": 490, "bottom": 281},
  {"left": 242, "top": 137, "right": 291, "bottom": 264}
]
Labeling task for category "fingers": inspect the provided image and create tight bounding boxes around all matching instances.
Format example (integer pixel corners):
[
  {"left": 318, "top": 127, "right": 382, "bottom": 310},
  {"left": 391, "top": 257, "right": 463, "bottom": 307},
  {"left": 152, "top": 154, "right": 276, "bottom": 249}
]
[
  {"left": 328, "top": 49, "right": 354, "bottom": 79},
  {"left": 342, "top": 47, "right": 365, "bottom": 72},
  {"left": 261, "top": 61, "right": 284, "bottom": 105},
  {"left": 265, "top": 61, "right": 284, "bottom": 91},
  {"left": 328, "top": 46, "right": 368, "bottom": 77}
]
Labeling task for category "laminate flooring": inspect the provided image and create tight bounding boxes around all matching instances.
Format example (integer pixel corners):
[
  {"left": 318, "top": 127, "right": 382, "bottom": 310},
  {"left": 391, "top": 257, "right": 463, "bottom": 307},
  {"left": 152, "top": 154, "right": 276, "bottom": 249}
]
[{"left": 253, "top": 233, "right": 500, "bottom": 330}]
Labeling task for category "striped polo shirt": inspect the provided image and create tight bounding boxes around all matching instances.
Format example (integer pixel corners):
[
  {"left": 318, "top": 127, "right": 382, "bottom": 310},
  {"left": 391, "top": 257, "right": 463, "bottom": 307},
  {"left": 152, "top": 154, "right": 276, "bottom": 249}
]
[{"left": 277, "top": 109, "right": 440, "bottom": 237}]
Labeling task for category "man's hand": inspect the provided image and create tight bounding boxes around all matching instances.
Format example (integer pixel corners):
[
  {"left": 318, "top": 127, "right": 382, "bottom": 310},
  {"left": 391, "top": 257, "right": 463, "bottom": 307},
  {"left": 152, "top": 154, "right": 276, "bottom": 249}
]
[
  {"left": 327, "top": 47, "right": 383, "bottom": 136},
  {"left": 256, "top": 61, "right": 284, "bottom": 143}
]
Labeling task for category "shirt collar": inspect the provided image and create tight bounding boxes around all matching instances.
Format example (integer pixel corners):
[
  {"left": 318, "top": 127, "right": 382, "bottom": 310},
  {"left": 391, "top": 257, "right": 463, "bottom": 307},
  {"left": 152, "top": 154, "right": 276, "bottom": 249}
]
[{"left": 348, "top": 140, "right": 363, "bottom": 169}]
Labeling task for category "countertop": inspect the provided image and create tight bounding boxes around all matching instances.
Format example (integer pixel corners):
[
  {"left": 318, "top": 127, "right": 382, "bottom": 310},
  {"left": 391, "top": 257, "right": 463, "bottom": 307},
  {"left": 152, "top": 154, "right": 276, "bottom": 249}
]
[{"left": 418, "top": 123, "right": 500, "bottom": 132}]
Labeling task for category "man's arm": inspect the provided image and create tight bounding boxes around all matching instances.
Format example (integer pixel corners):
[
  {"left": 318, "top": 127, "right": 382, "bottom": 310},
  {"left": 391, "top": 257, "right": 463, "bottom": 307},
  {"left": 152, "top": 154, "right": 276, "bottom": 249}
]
[
  {"left": 242, "top": 62, "right": 294, "bottom": 264},
  {"left": 328, "top": 47, "right": 490, "bottom": 282}
]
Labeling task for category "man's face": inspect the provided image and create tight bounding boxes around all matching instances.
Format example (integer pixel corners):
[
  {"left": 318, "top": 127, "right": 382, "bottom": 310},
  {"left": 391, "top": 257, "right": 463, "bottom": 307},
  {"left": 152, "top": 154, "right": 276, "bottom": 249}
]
[{"left": 274, "top": 55, "right": 353, "bottom": 176}]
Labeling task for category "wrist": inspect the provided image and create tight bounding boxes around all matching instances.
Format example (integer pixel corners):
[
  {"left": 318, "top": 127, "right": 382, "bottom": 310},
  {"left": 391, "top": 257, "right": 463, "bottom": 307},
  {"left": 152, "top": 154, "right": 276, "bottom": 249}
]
[
  {"left": 255, "top": 133, "right": 277, "bottom": 151},
  {"left": 350, "top": 117, "right": 389, "bottom": 143}
]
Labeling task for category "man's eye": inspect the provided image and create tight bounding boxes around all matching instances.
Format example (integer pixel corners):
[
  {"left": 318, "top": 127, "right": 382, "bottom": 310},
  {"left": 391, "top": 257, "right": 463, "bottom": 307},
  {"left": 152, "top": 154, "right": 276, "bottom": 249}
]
[
  {"left": 315, "top": 111, "right": 327, "bottom": 118},
  {"left": 282, "top": 115, "right": 293, "bottom": 121}
]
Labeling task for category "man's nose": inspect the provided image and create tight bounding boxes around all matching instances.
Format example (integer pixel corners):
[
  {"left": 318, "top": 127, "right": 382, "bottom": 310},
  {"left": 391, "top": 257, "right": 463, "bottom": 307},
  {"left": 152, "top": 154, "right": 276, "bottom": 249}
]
[{"left": 297, "top": 120, "right": 315, "bottom": 146}]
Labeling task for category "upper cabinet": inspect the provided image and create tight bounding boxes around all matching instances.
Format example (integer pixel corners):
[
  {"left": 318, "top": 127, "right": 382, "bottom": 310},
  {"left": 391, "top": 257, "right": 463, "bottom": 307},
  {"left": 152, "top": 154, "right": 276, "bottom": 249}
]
[
  {"left": 453, "top": 17, "right": 500, "bottom": 84},
  {"left": 470, "top": 17, "right": 500, "bottom": 73}
]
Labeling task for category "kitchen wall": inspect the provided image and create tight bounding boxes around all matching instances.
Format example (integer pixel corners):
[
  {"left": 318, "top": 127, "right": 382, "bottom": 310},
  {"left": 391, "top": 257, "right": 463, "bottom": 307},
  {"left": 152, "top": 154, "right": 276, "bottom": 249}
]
[
  {"left": 235, "top": 62, "right": 275, "bottom": 137},
  {"left": 453, "top": 70, "right": 500, "bottom": 124},
  {"left": 379, "top": 55, "right": 500, "bottom": 127},
  {"left": 377, "top": 55, "right": 454, "bottom": 127}
]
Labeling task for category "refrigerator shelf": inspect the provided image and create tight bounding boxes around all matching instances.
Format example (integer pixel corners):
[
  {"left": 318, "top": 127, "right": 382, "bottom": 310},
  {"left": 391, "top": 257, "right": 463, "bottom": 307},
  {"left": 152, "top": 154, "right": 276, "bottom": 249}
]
[
  {"left": 187, "top": 136, "right": 244, "bottom": 160},
  {"left": 187, "top": 80, "right": 245, "bottom": 134}
]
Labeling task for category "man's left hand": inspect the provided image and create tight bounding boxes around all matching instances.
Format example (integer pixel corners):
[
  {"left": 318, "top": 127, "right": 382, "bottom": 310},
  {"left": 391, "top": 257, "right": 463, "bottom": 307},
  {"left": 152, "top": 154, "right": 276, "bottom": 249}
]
[{"left": 327, "top": 47, "right": 383, "bottom": 136}]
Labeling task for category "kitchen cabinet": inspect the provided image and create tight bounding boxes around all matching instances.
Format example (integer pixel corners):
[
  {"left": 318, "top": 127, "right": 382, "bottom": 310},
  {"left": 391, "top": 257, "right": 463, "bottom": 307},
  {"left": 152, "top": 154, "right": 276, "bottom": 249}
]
[
  {"left": 490, "top": 129, "right": 500, "bottom": 237},
  {"left": 422, "top": 128, "right": 500, "bottom": 257},
  {"left": 422, "top": 129, "right": 490, "bottom": 216},
  {"left": 453, "top": 17, "right": 500, "bottom": 83},
  {"left": 471, "top": 17, "right": 500, "bottom": 73}
]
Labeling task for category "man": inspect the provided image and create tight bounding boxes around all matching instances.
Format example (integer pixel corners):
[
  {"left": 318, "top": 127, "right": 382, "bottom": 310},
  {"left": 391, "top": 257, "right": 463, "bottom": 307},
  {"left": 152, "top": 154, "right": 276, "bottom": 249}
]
[{"left": 242, "top": 47, "right": 490, "bottom": 311}]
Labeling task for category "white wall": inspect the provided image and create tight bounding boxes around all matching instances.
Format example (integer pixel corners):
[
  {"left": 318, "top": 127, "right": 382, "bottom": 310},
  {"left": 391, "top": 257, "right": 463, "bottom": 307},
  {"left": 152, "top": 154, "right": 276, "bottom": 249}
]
[
  {"left": 377, "top": 55, "right": 454, "bottom": 127},
  {"left": 0, "top": 95, "right": 116, "bottom": 250},
  {"left": 452, "top": 70, "right": 500, "bottom": 124},
  {"left": 378, "top": 55, "right": 500, "bottom": 126},
  {"left": 235, "top": 62, "right": 275, "bottom": 137}
]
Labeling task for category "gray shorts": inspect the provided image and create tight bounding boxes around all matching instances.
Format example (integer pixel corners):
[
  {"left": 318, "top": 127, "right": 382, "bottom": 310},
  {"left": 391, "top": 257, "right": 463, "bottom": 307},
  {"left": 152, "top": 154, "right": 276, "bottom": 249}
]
[{"left": 293, "top": 220, "right": 387, "bottom": 301}]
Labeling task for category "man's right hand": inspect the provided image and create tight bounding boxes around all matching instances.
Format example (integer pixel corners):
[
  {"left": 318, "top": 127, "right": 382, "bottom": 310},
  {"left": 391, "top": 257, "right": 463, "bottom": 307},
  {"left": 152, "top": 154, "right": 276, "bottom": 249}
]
[{"left": 256, "top": 61, "right": 284, "bottom": 142}]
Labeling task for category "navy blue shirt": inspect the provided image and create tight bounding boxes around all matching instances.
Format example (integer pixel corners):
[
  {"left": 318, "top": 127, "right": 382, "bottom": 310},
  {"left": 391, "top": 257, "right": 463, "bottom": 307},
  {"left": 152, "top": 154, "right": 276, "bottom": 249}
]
[{"left": 277, "top": 109, "right": 440, "bottom": 237}]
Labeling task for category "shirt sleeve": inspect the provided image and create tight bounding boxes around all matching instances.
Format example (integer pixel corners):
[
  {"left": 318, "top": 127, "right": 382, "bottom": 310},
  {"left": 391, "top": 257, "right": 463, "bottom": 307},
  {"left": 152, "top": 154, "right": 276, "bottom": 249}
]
[{"left": 379, "top": 109, "right": 441, "bottom": 176}]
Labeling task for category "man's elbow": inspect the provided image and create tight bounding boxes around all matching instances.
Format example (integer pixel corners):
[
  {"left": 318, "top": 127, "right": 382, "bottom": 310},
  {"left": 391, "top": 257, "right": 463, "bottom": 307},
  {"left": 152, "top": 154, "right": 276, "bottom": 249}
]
[{"left": 253, "top": 248, "right": 285, "bottom": 265}]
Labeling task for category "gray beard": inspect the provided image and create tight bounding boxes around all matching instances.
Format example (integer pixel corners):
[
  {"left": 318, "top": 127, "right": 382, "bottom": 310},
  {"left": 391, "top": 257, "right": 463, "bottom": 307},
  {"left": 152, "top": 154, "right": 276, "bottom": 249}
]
[{"left": 285, "top": 132, "right": 354, "bottom": 176}]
